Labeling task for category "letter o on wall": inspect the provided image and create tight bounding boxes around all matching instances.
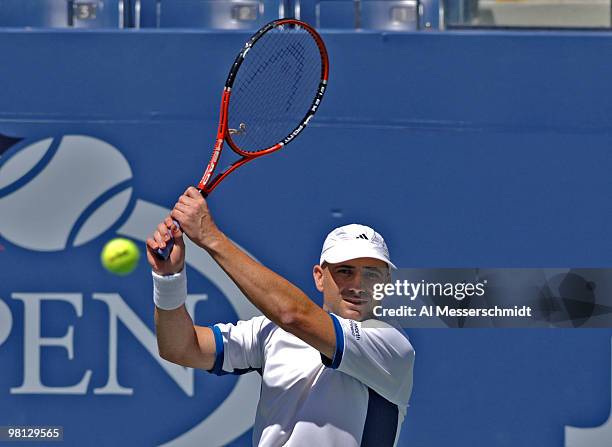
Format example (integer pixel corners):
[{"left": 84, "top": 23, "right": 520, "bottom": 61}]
[{"left": 0, "top": 298, "right": 13, "bottom": 346}]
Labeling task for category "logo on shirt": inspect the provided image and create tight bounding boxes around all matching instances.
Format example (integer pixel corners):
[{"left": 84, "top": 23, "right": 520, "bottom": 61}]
[{"left": 349, "top": 320, "right": 361, "bottom": 341}]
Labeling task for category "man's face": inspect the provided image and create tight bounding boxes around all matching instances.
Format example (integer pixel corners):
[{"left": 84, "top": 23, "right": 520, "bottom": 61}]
[{"left": 313, "top": 257, "right": 390, "bottom": 321}]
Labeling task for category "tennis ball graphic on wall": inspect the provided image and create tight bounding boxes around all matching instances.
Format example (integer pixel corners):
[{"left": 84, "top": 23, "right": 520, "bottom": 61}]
[{"left": 0, "top": 135, "right": 133, "bottom": 251}]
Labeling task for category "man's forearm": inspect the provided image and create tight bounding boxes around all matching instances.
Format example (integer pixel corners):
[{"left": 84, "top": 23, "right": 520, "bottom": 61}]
[
  {"left": 152, "top": 270, "right": 216, "bottom": 369},
  {"left": 203, "top": 230, "right": 315, "bottom": 327},
  {"left": 155, "top": 307, "right": 216, "bottom": 370},
  {"left": 155, "top": 306, "right": 196, "bottom": 362},
  {"left": 202, "top": 231, "right": 335, "bottom": 359}
]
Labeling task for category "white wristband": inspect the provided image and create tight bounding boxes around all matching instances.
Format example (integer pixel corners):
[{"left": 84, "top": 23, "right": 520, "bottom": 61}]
[{"left": 153, "top": 269, "right": 187, "bottom": 310}]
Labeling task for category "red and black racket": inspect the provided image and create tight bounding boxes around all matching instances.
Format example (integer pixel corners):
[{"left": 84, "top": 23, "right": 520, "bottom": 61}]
[{"left": 157, "top": 19, "right": 329, "bottom": 259}]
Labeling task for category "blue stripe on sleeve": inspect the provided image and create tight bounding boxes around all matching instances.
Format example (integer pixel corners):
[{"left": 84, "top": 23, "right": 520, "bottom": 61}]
[
  {"left": 209, "top": 325, "right": 225, "bottom": 375},
  {"left": 321, "top": 313, "right": 345, "bottom": 369}
]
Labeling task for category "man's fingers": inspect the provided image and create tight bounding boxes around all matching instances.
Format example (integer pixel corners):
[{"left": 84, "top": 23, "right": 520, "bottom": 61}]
[
  {"left": 164, "top": 215, "right": 175, "bottom": 228},
  {"left": 157, "top": 223, "right": 171, "bottom": 242},
  {"left": 178, "top": 194, "right": 197, "bottom": 206},
  {"left": 146, "top": 237, "right": 159, "bottom": 251},
  {"left": 154, "top": 229, "right": 167, "bottom": 248},
  {"left": 163, "top": 215, "right": 182, "bottom": 237},
  {"left": 170, "top": 208, "right": 185, "bottom": 224},
  {"left": 184, "top": 186, "right": 201, "bottom": 199},
  {"left": 174, "top": 202, "right": 190, "bottom": 214},
  {"left": 170, "top": 222, "right": 183, "bottom": 237}
]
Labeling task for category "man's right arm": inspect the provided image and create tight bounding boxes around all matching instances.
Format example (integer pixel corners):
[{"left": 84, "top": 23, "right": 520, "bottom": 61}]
[
  {"left": 147, "top": 217, "right": 216, "bottom": 370},
  {"left": 155, "top": 306, "right": 216, "bottom": 370}
]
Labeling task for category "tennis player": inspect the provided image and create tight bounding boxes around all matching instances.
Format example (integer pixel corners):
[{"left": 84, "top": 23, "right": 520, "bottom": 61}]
[{"left": 147, "top": 187, "right": 415, "bottom": 446}]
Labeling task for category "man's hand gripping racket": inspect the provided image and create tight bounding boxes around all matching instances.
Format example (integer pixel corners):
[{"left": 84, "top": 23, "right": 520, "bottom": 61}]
[{"left": 155, "top": 19, "right": 329, "bottom": 260}]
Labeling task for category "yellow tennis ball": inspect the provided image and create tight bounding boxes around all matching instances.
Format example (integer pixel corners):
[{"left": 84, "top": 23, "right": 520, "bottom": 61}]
[{"left": 101, "top": 238, "right": 140, "bottom": 276}]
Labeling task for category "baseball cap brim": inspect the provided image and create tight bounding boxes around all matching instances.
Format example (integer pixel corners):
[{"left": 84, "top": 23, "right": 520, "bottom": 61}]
[{"left": 320, "top": 240, "right": 397, "bottom": 269}]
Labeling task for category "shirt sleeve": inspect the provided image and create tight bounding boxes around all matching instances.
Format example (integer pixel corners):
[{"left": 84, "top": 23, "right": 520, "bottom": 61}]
[
  {"left": 208, "top": 315, "right": 268, "bottom": 376},
  {"left": 322, "top": 314, "right": 415, "bottom": 406}
]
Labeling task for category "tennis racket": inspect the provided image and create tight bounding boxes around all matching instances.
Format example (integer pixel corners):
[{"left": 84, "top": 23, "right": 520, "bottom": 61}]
[{"left": 156, "top": 19, "right": 329, "bottom": 259}]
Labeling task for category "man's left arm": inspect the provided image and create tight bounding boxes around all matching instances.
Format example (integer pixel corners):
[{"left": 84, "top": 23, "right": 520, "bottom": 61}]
[{"left": 171, "top": 187, "right": 337, "bottom": 360}]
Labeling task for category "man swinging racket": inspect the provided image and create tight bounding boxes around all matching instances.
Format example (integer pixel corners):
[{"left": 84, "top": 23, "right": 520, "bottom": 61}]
[{"left": 147, "top": 187, "right": 415, "bottom": 446}]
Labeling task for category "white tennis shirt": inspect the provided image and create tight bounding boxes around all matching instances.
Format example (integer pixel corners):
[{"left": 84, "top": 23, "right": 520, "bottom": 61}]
[{"left": 209, "top": 314, "right": 415, "bottom": 446}]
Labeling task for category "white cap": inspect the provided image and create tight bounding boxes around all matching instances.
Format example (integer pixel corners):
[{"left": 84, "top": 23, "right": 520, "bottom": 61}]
[{"left": 319, "top": 224, "right": 396, "bottom": 269}]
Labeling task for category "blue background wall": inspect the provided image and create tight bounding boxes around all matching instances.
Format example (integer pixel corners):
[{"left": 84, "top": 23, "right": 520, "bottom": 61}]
[{"left": 0, "top": 29, "right": 611, "bottom": 446}]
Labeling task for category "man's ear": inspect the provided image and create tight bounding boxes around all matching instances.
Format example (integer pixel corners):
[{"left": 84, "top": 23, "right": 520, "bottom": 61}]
[{"left": 313, "top": 264, "right": 325, "bottom": 292}]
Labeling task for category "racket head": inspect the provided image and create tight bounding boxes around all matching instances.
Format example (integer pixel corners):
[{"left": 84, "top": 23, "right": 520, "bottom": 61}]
[
  {"left": 197, "top": 19, "right": 329, "bottom": 194},
  {"left": 225, "top": 19, "right": 329, "bottom": 155}
]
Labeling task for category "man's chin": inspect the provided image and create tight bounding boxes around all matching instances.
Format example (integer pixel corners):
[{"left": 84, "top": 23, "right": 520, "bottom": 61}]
[{"left": 339, "top": 303, "right": 371, "bottom": 321}]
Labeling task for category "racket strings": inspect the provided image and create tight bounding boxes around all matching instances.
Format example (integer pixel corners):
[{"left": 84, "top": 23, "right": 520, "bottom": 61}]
[
  {"left": 228, "top": 26, "right": 323, "bottom": 153},
  {"left": 239, "top": 42, "right": 305, "bottom": 113}
]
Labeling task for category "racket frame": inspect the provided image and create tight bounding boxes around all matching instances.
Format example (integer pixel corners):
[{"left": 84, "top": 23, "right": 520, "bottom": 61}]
[{"left": 197, "top": 18, "right": 329, "bottom": 196}]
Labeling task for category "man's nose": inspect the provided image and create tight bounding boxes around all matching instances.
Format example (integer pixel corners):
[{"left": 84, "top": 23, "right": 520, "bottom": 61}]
[{"left": 346, "top": 272, "right": 367, "bottom": 295}]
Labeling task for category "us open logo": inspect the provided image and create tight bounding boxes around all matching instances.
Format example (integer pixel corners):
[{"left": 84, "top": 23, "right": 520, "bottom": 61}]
[{"left": 0, "top": 135, "right": 260, "bottom": 446}]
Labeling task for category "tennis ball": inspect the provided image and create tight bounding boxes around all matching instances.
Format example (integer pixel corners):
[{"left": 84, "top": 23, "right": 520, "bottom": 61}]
[{"left": 101, "top": 238, "right": 140, "bottom": 276}]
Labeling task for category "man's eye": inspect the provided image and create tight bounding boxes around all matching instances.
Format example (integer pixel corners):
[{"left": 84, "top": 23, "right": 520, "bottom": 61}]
[{"left": 338, "top": 269, "right": 352, "bottom": 275}]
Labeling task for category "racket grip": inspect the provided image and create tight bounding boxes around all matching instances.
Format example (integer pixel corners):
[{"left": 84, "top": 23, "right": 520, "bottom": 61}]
[{"left": 155, "top": 220, "right": 181, "bottom": 260}]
